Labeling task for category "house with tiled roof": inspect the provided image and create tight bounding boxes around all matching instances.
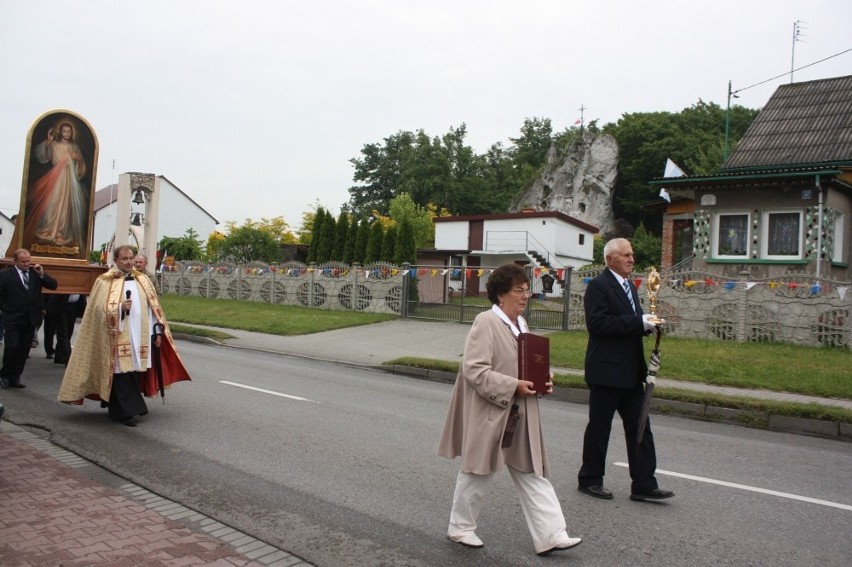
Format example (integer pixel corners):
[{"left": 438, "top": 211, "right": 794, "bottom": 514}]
[{"left": 656, "top": 74, "right": 852, "bottom": 281}]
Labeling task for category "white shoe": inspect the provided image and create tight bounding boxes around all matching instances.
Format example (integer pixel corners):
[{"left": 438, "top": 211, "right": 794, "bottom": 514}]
[
  {"left": 448, "top": 533, "right": 484, "bottom": 548},
  {"left": 538, "top": 535, "right": 582, "bottom": 556}
]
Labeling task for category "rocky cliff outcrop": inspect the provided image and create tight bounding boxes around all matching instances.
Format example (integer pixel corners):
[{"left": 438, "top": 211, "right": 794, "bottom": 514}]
[{"left": 509, "top": 130, "right": 618, "bottom": 234}]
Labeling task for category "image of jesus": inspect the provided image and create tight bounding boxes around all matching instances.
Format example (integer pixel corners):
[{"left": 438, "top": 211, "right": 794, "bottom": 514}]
[{"left": 28, "top": 122, "right": 88, "bottom": 247}]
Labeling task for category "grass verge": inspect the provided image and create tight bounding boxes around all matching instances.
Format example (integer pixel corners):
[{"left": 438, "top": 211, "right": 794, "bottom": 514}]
[
  {"left": 156, "top": 295, "right": 851, "bottom": 424},
  {"left": 160, "top": 295, "right": 397, "bottom": 335},
  {"left": 169, "top": 323, "right": 235, "bottom": 341},
  {"left": 548, "top": 331, "right": 851, "bottom": 400},
  {"left": 383, "top": 356, "right": 852, "bottom": 424}
]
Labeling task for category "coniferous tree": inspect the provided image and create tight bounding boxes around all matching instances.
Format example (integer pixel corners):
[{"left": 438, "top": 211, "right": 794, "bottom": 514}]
[
  {"left": 333, "top": 211, "right": 349, "bottom": 261},
  {"left": 380, "top": 224, "right": 397, "bottom": 262},
  {"left": 394, "top": 217, "right": 416, "bottom": 264},
  {"left": 364, "top": 221, "right": 384, "bottom": 264},
  {"left": 316, "top": 209, "right": 336, "bottom": 263},
  {"left": 354, "top": 218, "right": 370, "bottom": 264},
  {"left": 395, "top": 216, "right": 420, "bottom": 302},
  {"left": 344, "top": 216, "right": 358, "bottom": 265},
  {"left": 306, "top": 206, "right": 325, "bottom": 263}
]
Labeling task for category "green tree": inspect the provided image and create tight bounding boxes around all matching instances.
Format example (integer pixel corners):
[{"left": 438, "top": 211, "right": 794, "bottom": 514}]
[
  {"left": 384, "top": 193, "right": 436, "bottom": 248},
  {"left": 348, "top": 124, "right": 506, "bottom": 218},
  {"left": 345, "top": 102, "right": 759, "bottom": 240},
  {"left": 218, "top": 226, "right": 280, "bottom": 263},
  {"left": 306, "top": 206, "right": 326, "bottom": 263},
  {"left": 333, "top": 211, "right": 349, "bottom": 261},
  {"left": 343, "top": 216, "right": 358, "bottom": 264},
  {"left": 603, "top": 100, "right": 758, "bottom": 233},
  {"left": 354, "top": 218, "right": 370, "bottom": 264},
  {"left": 158, "top": 228, "right": 203, "bottom": 261},
  {"left": 348, "top": 131, "right": 415, "bottom": 217},
  {"left": 480, "top": 142, "right": 526, "bottom": 212},
  {"left": 508, "top": 117, "right": 554, "bottom": 189},
  {"left": 315, "top": 209, "right": 335, "bottom": 263},
  {"left": 205, "top": 230, "right": 226, "bottom": 261},
  {"left": 630, "top": 224, "right": 662, "bottom": 270},
  {"left": 250, "top": 217, "right": 297, "bottom": 245},
  {"left": 593, "top": 235, "right": 605, "bottom": 265},
  {"left": 364, "top": 221, "right": 384, "bottom": 264},
  {"left": 380, "top": 224, "right": 397, "bottom": 262},
  {"left": 394, "top": 217, "right": 416, "bottom": 264},
  {"left": 297, "top": 199, "right": 324, "bottom": 245}
]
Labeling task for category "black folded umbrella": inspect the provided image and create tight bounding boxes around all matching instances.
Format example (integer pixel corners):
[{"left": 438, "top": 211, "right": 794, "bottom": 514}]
[
  {"left": 637, "top": 326, "right": 662, "bottom": 450},
  {"left": 152, "top": 322, "right": 166, "bottom": 403}
]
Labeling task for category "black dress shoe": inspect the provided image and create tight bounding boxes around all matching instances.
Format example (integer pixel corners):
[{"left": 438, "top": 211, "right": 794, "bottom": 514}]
[
  {"left": 630, "top": 488, "right": 674, "bottom": 501},
  {"left": 120, "top": 418, "right": 138, "bottom": 427},
  {"left": 46, "top": 353, "right": 54, "bottom": 359},
  {"left": 11, "top": 383, "right": 25, "bottom": 389},
  {"left": 578, "top": 485, "right": 613, "bottom": 500}
]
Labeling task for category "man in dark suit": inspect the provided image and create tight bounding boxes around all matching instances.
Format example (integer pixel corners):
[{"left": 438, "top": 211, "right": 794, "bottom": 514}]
[
  {"left": 577, "top": 238, "right": 674, "bottom": 502},
  {"left": 44, "top": 293, "right": 86, "bottom": 365},
  {"left": 0, "top": 249, "right": 58, "bottom": 388}
]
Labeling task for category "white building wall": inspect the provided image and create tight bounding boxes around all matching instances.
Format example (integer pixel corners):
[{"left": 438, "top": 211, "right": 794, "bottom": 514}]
[
  {"left": 482, "top": 218, "right": 558, "bottom": 252},
  {"left": 434, "top": 215, "right": 595, "bottom": 269},
  {"left": 92, "top": 201, "right": 118, "bottom": 250},
  {"left": 155, "top": 177, "right": 218, "bottom": 243},
  {"left": 553, "top": 223, "right": 594, "bottom": 267},
  {"left": 435, "top": 221, "right": 468, "bottom": 249},
  {"left": 0, "top": 213, "right": 16, "bottom": 255},
  {"left": 92, "top": 176, "right": 217, "bottom": 251}
]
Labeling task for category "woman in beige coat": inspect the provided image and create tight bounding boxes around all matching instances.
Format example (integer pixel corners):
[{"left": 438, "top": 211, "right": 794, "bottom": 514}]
[{"left": 437, "top": 263, "right": 581, "bottom": 556}]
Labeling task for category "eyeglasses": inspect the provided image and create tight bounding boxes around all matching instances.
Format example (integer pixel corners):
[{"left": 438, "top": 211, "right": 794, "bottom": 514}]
[{"left": 512, "top": 288, "right": 532, "bottom": 297}]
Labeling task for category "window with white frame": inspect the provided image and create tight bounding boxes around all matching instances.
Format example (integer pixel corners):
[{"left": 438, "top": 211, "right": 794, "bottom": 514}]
[
  {"left": 761, "top": 210, "right": 802, "bottom": 259},
  {"left": 714, "top": 212, "right": 749, "bottom": 257}
]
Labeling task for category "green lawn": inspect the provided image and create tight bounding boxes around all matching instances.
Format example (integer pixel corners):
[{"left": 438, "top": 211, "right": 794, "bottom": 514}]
[
  {"left": 161, "top": 295, "right": 851, "bottom": 401},
  {"left": 548, "top": 331, "right": 851, "bottom": 400},
  {"left": 160, "top": 295, "right": 396, "bottom": 335}
]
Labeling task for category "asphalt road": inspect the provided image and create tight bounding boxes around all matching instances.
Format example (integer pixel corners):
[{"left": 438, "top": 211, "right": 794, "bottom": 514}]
[{"left": 4, "top": 341, "right": 851, "bottom": 566}]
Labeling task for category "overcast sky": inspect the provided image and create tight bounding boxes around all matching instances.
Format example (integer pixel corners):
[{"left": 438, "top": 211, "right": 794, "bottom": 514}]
[{"left": 1, "top": 0, "right": 850, "bottom": 239}]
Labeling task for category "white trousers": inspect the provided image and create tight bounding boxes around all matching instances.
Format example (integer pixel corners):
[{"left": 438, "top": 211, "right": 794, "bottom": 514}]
[{"left": 448, "top": 467, "right": 569, "bottom": 554}]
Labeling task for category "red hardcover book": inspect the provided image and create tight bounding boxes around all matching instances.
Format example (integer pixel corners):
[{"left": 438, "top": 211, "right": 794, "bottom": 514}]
[{"left": 518, "top": 333, "right": 550, "bottom": 395}]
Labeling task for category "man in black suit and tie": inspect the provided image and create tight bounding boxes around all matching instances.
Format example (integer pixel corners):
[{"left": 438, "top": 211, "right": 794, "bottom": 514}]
[
  {"left": 576, "top": 238, "right": 674, "bottom": 502},
  {"left": 0, "top": 249, "right": 58, "bottom": 388}
]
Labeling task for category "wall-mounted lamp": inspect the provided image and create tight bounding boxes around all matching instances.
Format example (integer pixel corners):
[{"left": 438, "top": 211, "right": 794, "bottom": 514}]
[{"left": 130, "top": 212, "right": 144, "bottom": 226}]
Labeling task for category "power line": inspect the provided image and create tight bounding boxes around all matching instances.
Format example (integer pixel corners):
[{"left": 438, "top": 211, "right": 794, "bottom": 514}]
[
  {"left": 735, "top": 47, "right": 852, "bottom": 96},
  {"left": 724, "top": 46, "right": 851, "bottom": 161}
]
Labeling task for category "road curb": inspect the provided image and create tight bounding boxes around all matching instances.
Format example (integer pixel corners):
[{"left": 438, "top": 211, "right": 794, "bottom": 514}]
[
  {"left": 171, "top": 331, "right": 849, "bottom": 442},
  {"left": 385, "top": 365, "right": 851, "bottom": 442}
]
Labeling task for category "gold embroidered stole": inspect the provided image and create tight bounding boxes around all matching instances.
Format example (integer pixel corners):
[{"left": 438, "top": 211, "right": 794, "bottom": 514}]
[{"left": 107, "top": 270, "right": 152, "bottom": 372}]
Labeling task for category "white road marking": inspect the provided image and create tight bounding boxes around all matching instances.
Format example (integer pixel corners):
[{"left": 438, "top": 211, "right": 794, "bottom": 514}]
[
  {"left": 614, "top": 462, "right": 852, "bottom": 511},
  {"left": 219, "top": 381, "right": 318, "bottom": 403}
]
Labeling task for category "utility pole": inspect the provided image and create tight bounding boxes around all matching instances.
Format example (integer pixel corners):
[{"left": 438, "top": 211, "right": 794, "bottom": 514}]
[
  {"left": 724, "top": 81, "right": 739, "bottom": 162},
  {"left": 577, "top": 104, "right": 585, "bottom": 130}
]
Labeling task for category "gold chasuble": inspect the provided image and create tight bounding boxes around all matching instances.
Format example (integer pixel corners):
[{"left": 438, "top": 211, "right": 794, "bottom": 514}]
[{"left": 58, "top": 267, "right": 191, "bottom": 404}]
